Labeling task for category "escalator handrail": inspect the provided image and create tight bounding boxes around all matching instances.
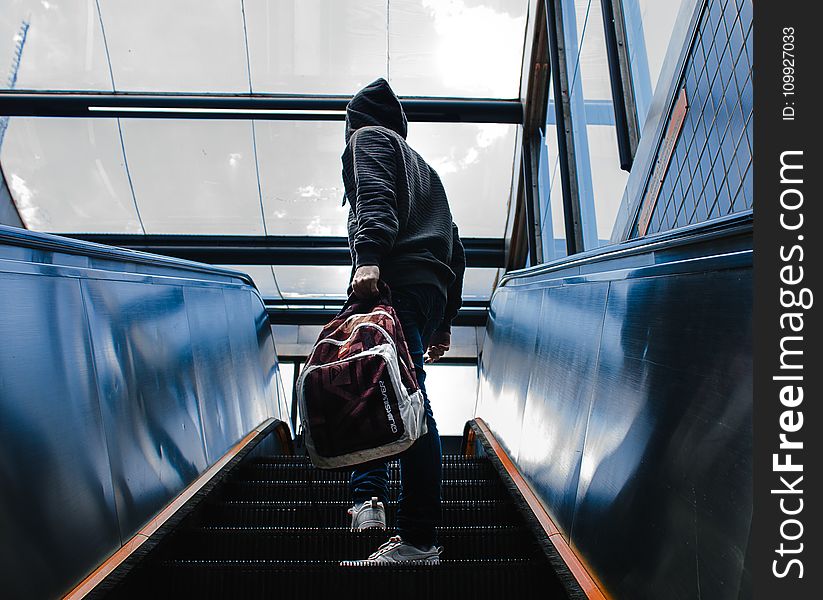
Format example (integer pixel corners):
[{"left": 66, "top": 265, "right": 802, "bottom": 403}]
[
  {"left": 500, "top": 210, "right": 752, "bottom": 288},
  {"left": 0, "top": 224, "right": 257, "bottom": 290}
]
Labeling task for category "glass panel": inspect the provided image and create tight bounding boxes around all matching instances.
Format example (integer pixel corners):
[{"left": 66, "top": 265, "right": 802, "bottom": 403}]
[
  {"left": 462, "top": 268, "right": 498, "bottom": 300},
  {"left": 276, "top": 361, "right": 296, "bottom": 426},
  {"left": 99, "top": 0, "right": 249, "bottom": 92},
  {"left": 389, "top": 0, "right": 528, "bottom": 98},
  {"left": 1, "top": 0, "right": 112, "bottom": 91},
  {"left": 219, "top": 265, "right": 280, "bottom": 298},
  {"left": 538, "top": 78, "right": 567, "bottom": 261},
  {"left": 273, "top": 265, "right": 351, "bottom": 299},
  {"left": 622, "top": 0, "right": 688, "bottom": 128},
  {"left": 0, "top": 117, "right": 141, "bottom": 232},
  {"left": 255, "top": 121, "right": 348, "bottom": 236},
  {"left": 425, "top": 364, "right": 477, "bottom": 436},
  {"left": 407, "top": 123, "right": 516, "bottom": 238},
  {"left": 119, "top": 119, "right": 265, "bottom": 234},
  {"left": 2, "top": 118, "right": 514, "bottom": 238},
  {"left": 563, "top": 0, "right": 629, "bottom": 249},
  {"left": 258, "top": 121, "right": 516, "bottom": 238},
  {"left": 245, "top": 0, "right": 386, "bottom": 94},
  {"left": 585, "top": 124, "right": 627, "bottom": 242}
]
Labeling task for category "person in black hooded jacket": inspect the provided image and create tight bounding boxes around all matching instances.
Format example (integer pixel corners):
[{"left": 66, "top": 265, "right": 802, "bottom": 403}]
[{"left": 342, "top": 78, "right": 465, "bottom": 564}]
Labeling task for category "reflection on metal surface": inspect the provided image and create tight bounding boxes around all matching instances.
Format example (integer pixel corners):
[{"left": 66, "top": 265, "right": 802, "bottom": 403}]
[
  {"left": 0, "top": 226, "right": 284, "bottom": 599},
  {"left": 477, "top": 226, "right": 752, "bottom": 599}
]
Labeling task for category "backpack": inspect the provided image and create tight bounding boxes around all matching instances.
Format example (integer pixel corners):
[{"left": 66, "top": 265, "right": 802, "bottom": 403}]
[{"left": 296, "top": 283, "right": 427, "bottom": 469}]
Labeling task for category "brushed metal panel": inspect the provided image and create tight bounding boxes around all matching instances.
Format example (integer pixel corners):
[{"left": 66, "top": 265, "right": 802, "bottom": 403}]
[
  {"left": 478, "top": 234, "right": 752, "bottom": 599},
  {"left": 477, "top": 287, "right": 536, "bottom": 459},
  {"left": 0, "top": 272, "right": 119, "bottom": 600},
  {"left": 250, "top": 290, "right": 286, "bottom": 425},
  {"left": 226, "top": 288, "right": 276, "bottom": 435},
  {"left": 82, "top": 279, "right": 208, "bottom": 539},
  {"left": 0, "top": 226, "right": 282, "bottom": 598},
  {"left": 518, "top": 282, "right": 609, "bottom": 536},
  {"left": 184, "top": 286, "right": 244, "bottom": 463},
  {"left": 571, "top": 270, "right": 752, "bottom": 600}
]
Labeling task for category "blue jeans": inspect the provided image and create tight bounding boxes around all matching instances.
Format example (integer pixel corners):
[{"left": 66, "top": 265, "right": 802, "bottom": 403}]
[{"left": 350, "top": 285, "right": 444, "bottom": 548}]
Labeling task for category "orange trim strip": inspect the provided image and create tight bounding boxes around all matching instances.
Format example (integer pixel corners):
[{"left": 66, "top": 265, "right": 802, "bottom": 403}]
[
  {"left": 63, "top": 418, "right": 280, "bottom": 600},
  {"left": 472, "top": 418, "right": 612, "bottom": 600},
  {"left": 464, "top": 427, "right": 477, "bottom": 457}
]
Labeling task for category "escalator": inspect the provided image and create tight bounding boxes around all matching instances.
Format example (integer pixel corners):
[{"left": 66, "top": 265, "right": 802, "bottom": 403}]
[{"left": 104, "top": 444, "right": 574, "bottom": 598}]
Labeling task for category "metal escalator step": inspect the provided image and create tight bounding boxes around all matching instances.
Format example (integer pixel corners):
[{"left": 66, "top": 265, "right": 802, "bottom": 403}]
[
  {"left": 220, "top": 479, "right": 507, "bottom": 502},
  {"left": 246, "top": 454, "right": 488, "bottom": 466},
  {"left": 103, "top": 452, "right": 573, "bottom": 599},
  {"left": 203, "top": 499, "right": 520, "bottom": 527},
  {"left": 155, "top": 525, "right": 540, "bottom": 561},
  {"left": 237, "top": 460, "right": 496, "bottom": 482},
  {"left": 120, "top": 559, "right": 553, "bottom": 599}
]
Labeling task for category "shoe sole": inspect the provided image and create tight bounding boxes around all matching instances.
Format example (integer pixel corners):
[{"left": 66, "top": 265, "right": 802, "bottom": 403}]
[
  {"left": 351, "top": 521, "right": 386, "bottom": 531},
  {"left": 339, "top": 557, "right": 440, "bottom": 567}
]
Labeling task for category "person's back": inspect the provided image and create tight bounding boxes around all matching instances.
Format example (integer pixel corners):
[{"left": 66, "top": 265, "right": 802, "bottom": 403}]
[{"left": 340, "top": 78, "right": 465, "bottom": 565}]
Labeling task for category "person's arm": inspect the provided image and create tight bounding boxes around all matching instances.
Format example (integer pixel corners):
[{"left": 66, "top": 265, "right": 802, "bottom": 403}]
[
  {"left": 426, "top": 222, "right": 466, "bottom": 363},
  {"left": 348, "top": 128, "right": 399, "bottom": 297}
]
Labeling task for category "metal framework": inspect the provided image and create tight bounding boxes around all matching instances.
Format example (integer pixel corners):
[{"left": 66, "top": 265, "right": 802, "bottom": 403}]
[
  {"left": 266, "top": 304, "right": 488, "bottom": 327},
  {"left": 601, "top": 0, "right": 637, "bottom": 170},
  {"left": 59, "top": 234, "right": 505, "bottom": 268},
  {"left": 0, "top": 92, "right": 522, "bottom": 123},
  {"left": 544, "top": 0, "right": 584, "bottom": 256}
]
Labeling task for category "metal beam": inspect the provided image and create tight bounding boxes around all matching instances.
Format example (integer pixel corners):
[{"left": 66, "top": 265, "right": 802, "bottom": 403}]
[
  {"left": 268, "top": 298, "right": 489, "bottom": 308},
  {"left": 0, "top": 92, "right": 523, "bottom": 123},
  {"left": 546, "top": 0, "right": 585, "bottom": 256},
  {"left": 266, "top": 305, "right": 489, "bottom": 327},
  {"left": 601, "top": 0, "right": 636, "bottom": 170},
  {"left": 58, "top": 234, "right": 505, "bottom": 268}
]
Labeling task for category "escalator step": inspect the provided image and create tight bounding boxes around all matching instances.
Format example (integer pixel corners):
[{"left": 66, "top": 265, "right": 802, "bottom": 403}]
[
  {"left": 104, "top": 454, "right": 570, "bottom": 599},
  {"left": 238, "top": 460, "right": 496, "bottom": 482},
  {"left": 154, "top": 525, "right": 540, "bottom": 561},
  {"left": 118, "top": 559, "right": 553, "bottom": 599},
  {"left": 246, "top": 455, "right": 487, "bottom": 467},
  {"left": 203, "top": 500, "right": 519, "bottom": 527},
  {"left": 220, "top": 479, "right": 507, "bottom": 502}
]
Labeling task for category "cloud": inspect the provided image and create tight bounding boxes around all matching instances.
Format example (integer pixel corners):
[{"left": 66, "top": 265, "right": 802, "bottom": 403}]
[
  {"left": 9, "top": 173, "right": 48, "bottom": 228},
  {"left": 475, "top": 123, "right": 509, "bottom": 148},
  {"left": 421, "top": 0, "right": 524, "bottom": 97},
  {"left": 306, "top": 215, "right": 332, "bottom": 236}
]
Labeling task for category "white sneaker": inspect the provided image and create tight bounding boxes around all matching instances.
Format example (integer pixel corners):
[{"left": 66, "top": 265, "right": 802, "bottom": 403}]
[
  {"left": 341, "top": 535, "right": 443, "bottom": 566},
  {"left": 348, "top": 496, "right": 386, "bottom": 531}
]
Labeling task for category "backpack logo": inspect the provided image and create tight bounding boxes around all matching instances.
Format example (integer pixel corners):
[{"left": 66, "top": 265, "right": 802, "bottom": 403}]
[{"left": 379, "top": 380, "right": 398, "bottom": 433}]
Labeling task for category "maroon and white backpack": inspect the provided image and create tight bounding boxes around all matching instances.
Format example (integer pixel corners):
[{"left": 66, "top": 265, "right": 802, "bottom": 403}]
[{"left": 296, "top": 283, "right": 426, "bottom": 469}]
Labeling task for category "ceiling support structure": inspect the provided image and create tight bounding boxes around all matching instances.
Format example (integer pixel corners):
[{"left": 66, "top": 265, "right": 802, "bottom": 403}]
[
  {"left": 266, "top": 305, "right": 488, "bottom": 327},
  {"left": 0, "top": 92, "right": 523, "bottom": 124},
  {"left": 58, "top": 234, "right": 505, "bottom": 268}
]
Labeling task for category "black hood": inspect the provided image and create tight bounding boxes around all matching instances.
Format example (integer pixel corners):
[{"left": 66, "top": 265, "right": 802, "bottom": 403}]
[{"left": 345, "top": 78, "right": 408, "bottom": 142}]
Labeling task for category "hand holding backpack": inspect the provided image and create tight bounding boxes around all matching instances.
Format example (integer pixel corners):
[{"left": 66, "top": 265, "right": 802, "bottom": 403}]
[{"left": 296, "top": 282, "right": 427, "bottom": 469}]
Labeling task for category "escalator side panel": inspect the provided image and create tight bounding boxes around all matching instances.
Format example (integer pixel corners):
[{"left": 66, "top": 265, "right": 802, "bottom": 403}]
[
  {"left": 83, "top": 278, "right": 210, "bottom": 537},
  {"left": 0, "top": 272, "right": 121, "bottom": 600},
  {"left": 519, "top": 282, "right": 610, "bottom": 532},
  {"left": 0, "top": 227, "right": 287, "bottom": 600},
  {"left": 478, "top": 233, "right": 752, "bottom": 599},
  {"left": 185, "top": 286, "right": 248, "bottom": 463}
]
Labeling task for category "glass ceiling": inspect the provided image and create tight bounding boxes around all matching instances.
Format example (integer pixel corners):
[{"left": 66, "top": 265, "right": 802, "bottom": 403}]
[
  {"left": 0, "top": 0, "right": 528, "bottom": 301},
  {"left": 1, "top": 0, "right": 528, "bottom": 98},
  {"left": 1, "top": 117, "right": 516, "bottom": 237}
]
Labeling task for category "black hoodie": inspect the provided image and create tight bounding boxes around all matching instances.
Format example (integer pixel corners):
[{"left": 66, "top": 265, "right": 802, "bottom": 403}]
[{"left": 342, "top": 78, "right": 465, "bottom": 333}]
